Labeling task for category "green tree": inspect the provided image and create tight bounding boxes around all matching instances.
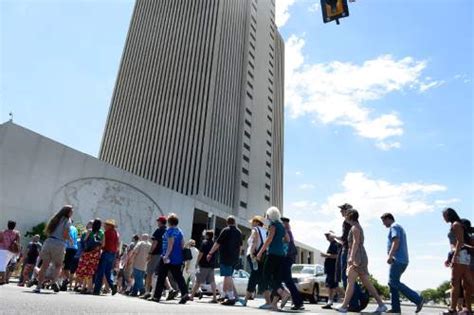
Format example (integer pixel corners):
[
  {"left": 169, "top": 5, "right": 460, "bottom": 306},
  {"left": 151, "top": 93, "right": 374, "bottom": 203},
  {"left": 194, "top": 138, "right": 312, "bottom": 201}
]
[
  {"left": 368, "top": 274, "right": 390, "bottom": 300},
  {"left": 24, "top": 222, "right": 47, "bottom": 242}
]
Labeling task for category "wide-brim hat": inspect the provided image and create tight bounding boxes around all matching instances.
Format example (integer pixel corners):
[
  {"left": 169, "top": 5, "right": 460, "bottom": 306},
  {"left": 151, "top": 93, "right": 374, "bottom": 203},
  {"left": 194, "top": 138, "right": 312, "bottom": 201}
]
[
  {"left": 249, "top": 215, "right": 265, "bottom": 224},
  {"left": 104, "top": 219, "right": 116, "bottom": 227}
]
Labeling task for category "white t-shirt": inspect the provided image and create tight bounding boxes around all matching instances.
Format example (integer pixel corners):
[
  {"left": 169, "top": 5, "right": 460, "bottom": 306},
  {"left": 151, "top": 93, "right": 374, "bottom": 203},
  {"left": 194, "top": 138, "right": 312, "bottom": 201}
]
[{"left": 246, "top": 226, "right": 267, "bottom": 256}]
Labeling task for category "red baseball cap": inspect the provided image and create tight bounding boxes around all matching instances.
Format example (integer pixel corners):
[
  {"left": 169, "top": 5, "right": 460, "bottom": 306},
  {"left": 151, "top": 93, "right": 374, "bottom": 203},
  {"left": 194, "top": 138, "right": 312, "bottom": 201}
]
[{"left": 157, "top": 216, "right": 167, "bottom": 224}]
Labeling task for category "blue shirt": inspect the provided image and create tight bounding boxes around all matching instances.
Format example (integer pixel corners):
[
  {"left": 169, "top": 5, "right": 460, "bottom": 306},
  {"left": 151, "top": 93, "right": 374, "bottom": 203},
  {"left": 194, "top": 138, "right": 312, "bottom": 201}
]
[
  {"left": 162, "top": 227, "right": 184, "bottom": 265},
  {"left": 268, "top": 221, "right": 286, "bottom": 256},
  {"left": 388, "top": 223, "right": 409, "bottom": 264},
  {"left": 66, "top": 225, "right": 78, "bottom": 249}
]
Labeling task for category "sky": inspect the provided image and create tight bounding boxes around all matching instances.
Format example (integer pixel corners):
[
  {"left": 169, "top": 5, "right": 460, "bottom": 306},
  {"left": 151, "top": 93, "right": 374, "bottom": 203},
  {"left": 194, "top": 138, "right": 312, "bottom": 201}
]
[{"left": 1, "top": 0, "right": 473, "bottom": 290}]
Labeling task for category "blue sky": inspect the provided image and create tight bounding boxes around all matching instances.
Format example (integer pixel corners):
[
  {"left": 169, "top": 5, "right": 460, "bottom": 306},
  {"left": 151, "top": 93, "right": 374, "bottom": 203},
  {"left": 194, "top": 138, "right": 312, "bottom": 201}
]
[{"left": 1, "top": 0, "right": 472, "bottom": 290}]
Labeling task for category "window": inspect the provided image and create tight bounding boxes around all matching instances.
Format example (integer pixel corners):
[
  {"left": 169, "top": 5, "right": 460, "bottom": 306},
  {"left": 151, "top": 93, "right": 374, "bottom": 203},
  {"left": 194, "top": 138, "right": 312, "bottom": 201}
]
[
  {"left": 249, "top": 60, "right": 255, "bottom": 69},
  {"left": 268, "top": 96, "right": 273, "bottom": 103},
  {"left": 246, "top": 91, "right": 253, "bottom": 99},
  {"left": 269, "top": 44, "right": 274, "bottom": 51},
  {"left": 267, "top": 105, "right": 273, "bottom": 113},
  {"left": 266, "top": 140, "right": 272, "bottom": 147},
  {"left": 267, "top": 130, "right": 272, "bottom": 137},
  {"left": 240, "top": 201, "right": 248, "bottom": 208},
  {"left": 251, "top": 2, "right": 257, "bottom": 11},
  {"left": 265, "top": 172, "right": 271, "bottom": 179},
  {"left": 251, "top": 23, "right": 257, "bottom": 33},
  {"left": 250, "top": 32, "right": 256, "bottom": 42},
  {"left": 268, "top": 77, "right": 273, "bottom": 85},
  {"left": 251, "top": 15, "right": 257, "bottom": 25},
  {"left": 244, "top": 142, "right": 251, "bottom": 150},
  {"left": 269, "top": 32, "right": 275, "bottom": 41},
  {"left": 243, "top": 155, "right": 250, "bottom": 162},
  {"left": 245, "top": 108, "right": 252, "bottom": 116},
  {"left": 242, "top": 181, "right": 249, "bottom": 188},
  {"left": 267, "top": 115, "right": 272, "bottom": 122},
  {"left": 250, "top": 41, "right": 256, "bottom": 51},
  {"left": 266, "top": 150, "right": 272, "bottom": 157},
  {"left": 244, "top": 131, "right": 251, "bottom": 139},
  {"left": 242, "top": 167, "right": 249, "bottom": 175},
  {"left": 249, "top": 50, "right": 255, "bottom": 60},
  {"left": 266, "top": 161, "right": 271, "bottom": 168},
  {"left": 248, "top": 70, "right": 254, "bottom": 79},
  {"left": 268, "top": 68, "right": 273, "bottom": 76},
  {"left": 269, "top": 60, "right": 274, "bottom": 68},
  {"left": 268, "top": 86, "right": 273, "bottom": 94},
  {"left": 247, "top": 81, "right": 253, "bottom": 89},
  {"left": 265, "top": 183, "right": 271, "bottom": 190},
  {"left": 245, "top": 119, "right": 252, "bottom": 127},
  {"left": 265, "top": 195, "right": 270, "bottom": 202}
]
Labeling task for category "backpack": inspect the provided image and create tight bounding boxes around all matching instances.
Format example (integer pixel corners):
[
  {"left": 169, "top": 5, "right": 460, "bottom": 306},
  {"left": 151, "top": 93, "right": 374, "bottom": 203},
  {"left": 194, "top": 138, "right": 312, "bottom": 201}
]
[{"left": 84, "top": 232, "right": 102, "bottom": 252}]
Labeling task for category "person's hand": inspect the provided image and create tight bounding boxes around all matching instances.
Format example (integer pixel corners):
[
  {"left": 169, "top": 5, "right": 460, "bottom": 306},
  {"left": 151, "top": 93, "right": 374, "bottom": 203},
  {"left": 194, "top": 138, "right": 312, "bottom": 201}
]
[
  {"left": 321, "top": 253, "right": 328, "bottom": 258},
  {"left": 256, "top": 252, "right": 262, "bottom": 261},
  {"left": 387, "top": 256, "right": 394, "bottom": 264},
  {"left": 444, "top": 260, "right": 451, "bottom": 268},
  {"left": 206, "top": 253, "right": 212, "bottom": 262}
]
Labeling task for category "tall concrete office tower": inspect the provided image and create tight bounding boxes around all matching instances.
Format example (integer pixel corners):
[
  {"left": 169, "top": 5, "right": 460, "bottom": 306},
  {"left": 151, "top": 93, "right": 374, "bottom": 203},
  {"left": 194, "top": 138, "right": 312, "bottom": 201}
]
[{"left": 100, "top": 0, "right": 284, "bottom": 219}]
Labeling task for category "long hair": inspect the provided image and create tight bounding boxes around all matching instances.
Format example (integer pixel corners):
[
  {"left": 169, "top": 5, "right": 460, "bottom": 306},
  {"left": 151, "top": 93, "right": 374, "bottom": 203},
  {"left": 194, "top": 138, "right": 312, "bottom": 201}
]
[
  {"left": 443, "top": 208, "right": 461, "bottom": 224},
  {"left": 45, "top": 205, "right": 73, "bottom": 236}
]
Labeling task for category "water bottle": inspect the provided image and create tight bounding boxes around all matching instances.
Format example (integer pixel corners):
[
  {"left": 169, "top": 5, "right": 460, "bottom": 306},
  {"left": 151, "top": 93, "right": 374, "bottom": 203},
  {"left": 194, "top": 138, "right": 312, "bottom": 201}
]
[{"left": 251, "top": 257, "right": 258, "bottom": 271}]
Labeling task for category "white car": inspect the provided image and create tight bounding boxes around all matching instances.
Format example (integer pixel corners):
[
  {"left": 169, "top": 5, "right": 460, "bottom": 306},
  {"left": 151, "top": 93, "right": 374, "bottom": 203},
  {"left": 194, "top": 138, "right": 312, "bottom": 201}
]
[
  {"left": 291, "top": 264, "right": 334, "bottom": 304},
  {"left": 200, "top": 268, "right": 250, "bottom": 296}
]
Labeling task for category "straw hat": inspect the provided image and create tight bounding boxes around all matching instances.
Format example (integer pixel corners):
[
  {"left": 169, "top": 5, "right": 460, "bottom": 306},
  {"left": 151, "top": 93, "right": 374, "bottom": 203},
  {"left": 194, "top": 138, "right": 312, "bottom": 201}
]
[
  {"left": 249, "top": 215, "right": 265, "bottom": 224},
  {"left": 104, "top": 219, "right": 116, "bottom": 227}
]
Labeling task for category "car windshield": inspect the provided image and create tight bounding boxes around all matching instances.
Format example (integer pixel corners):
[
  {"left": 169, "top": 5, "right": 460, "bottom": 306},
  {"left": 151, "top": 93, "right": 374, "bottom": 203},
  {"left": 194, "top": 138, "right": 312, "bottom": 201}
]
[{"left": 300, "top": 267, "right": 315, "bottom": 274}]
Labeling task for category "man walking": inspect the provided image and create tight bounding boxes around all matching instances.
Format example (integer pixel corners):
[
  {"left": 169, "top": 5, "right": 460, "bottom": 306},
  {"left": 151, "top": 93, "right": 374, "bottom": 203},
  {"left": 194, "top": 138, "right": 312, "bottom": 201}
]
[
  {"left": 321, "top": 231, "right": 340, "bottom": 309},
  {"left": 207, "top": 216, "right": 242, "bottom": 305},
  {"left": 381, "top": 213, "right": 424, "bottom": 314},
  {"left": 93, "top": 219, "right": 119, "bottom": 295},
  {"left": 130, "top": 234, "right": 152, "bottom": 296}
]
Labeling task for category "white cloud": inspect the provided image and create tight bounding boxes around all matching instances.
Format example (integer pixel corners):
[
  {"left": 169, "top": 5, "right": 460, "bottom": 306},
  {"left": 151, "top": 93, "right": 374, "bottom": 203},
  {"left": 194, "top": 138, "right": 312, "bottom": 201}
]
[
  {"left": 288, "top": 200, "right": 319, "bottom": 213},
  {"left": 275, "top": 0, "right": 297, "bottom": 27},
  {"left": 298, "top": 183, "right": 316, "bottom": 190},
  {"left": 434, "top": 198, "right": 461, "bottom": 207},
  {"left": 285, "top": 35, "right": 442, "bottom": 149},
  {"left": 308, "top": 2, "right": 320, "bottom": 12},
  {"left": 295, "top": 171, "right": 303, "bottom": 176}
]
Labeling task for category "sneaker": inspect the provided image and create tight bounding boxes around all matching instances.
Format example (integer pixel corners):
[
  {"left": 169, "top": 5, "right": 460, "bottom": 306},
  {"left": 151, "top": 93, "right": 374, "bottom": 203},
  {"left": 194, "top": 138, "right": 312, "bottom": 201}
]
[
  {"left": 32, "top": 286, "right": 41, "bottom": 293},
  {"left": 166, "top": 289, "right": 178, "bottom": 301},
  {"left": 51, "top": 282, "right": 60, "bottom": 293},
  {"left": 140, "top": 292, "right": 151, "bottom": 299},
  {"left": 336, "top": 306, "right": 348, "bottom": 313},
  {"left": 291, "top": 304, "right": 305, "bottom": 311},
  {"left": 179, "top": 295, "right": 190, "bottom": 304},
  {"left": 221, "top": 298, "right": 236, "bottom": 306},
  {"left": 415, "top": 298, "right": 424, "bottom": 313},
  {"left": 111, "top": 284, "right": 118, "bottom": 296},
  {"left": 259, "top": 304, "right": 273, "bottom": 309},
  {"left": 322, "top": 303, "right": 333, "bottom": 309},
  {"left": 237, "top": 298, "right": 246, "bottom": 306},
  {"left": 60, "top": 280, "right": 68, "bottom": 291},
  {"left": 374, "top": 304, "right": 388, "bottom": 313}
]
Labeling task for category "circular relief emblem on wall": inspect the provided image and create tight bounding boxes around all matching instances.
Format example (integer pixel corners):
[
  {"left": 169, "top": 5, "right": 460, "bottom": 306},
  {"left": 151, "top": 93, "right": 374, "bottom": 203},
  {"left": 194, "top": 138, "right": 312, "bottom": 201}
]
[{"left": 51, "top": 177, "right": 163, "bottom": 241}]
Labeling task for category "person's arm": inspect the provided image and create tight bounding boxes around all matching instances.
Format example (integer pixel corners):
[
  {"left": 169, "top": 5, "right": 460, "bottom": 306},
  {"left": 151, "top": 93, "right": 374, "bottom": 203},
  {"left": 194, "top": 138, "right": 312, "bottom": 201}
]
[
  {"left": 348, "top": 227, "right": 360, "bottom": 266},
  {"left": 207, "top": 243, "right": 220, "bottom": 262},
  {"left": 149, "top": 239, "right": 158, "bottom": 254},
  {"left": 451, "top": 222, "right": 464, "bottom": 264},
  {"left": 163, "top": 237, "right": 174, "bottom": 261},
  {"left": 63, "top": 222, "right": 72, "bottom": 242},
  {"left": 387, "top": 237, "right": 400, "bottom": 264},
  {"left": 257, "top": 225, "right": 275, "bottom": 260},
  {"left": 283, "top": 231, "right": 290, "bottom": 243}
]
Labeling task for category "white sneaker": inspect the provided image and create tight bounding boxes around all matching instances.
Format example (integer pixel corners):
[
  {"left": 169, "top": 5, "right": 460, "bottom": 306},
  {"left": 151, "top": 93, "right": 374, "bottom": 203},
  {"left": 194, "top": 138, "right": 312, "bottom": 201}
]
[
  {"left": 375, "top": 304, "right": 388, "bottom": 313},
  {"left": 32, "top": 286, "right": 41, "bottom": 293},
  {"left": 335, "top": 305, "right": 348, "bottom": 313}
]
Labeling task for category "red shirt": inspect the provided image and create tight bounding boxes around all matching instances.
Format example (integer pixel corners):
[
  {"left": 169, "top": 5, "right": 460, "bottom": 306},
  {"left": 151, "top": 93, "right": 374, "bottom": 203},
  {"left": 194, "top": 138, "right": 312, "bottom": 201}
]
[{"left": 103, "top": 228, "right": 119, "bottom": 253}]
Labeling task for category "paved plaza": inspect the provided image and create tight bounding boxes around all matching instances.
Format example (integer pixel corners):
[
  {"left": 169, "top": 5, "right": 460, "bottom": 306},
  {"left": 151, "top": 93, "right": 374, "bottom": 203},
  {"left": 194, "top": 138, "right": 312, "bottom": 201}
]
[{"left": 0, "top": 281, "right": 444, "bottom": 315}]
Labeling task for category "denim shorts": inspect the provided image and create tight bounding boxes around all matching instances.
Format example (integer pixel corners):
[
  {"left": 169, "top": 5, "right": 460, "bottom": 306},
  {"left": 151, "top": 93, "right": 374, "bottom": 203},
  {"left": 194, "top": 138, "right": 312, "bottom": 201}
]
[{"left": 220, "top": 264, "right": 234, "bottom": 277}]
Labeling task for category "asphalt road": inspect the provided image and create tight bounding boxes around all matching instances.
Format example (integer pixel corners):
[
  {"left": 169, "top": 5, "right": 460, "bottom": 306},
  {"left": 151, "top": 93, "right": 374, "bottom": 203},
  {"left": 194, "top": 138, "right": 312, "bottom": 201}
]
[{"left": 0, "top": 282, "right": 445, "bottom": 315}]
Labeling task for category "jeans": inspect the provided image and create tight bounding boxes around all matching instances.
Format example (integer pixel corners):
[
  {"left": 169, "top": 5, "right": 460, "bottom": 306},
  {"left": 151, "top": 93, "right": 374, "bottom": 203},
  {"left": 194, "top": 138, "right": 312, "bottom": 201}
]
[
  {"left": 389, "top": 261, "right": 422, "bottom": 312},
  {"left": 93, "top": 251, "right": 115, "bottom": 294},
  {"left": 340, "top": 249, "right": 362, "bottom": 309},
  {"left": 153, "top": 258, "right": 188, "bottom": 300},
  {"left": 132, "top": 268, "right": 145, "bottom": 295},
  {"left": 281, "top": 257, "right": 304, "bottom": 307}
]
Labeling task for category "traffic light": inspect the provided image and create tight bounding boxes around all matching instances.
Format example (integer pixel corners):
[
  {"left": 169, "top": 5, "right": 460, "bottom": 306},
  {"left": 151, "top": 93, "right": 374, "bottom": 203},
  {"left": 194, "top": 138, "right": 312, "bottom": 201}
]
[{"left": 321, "top": 0, "right": 350, "bottom": 25}]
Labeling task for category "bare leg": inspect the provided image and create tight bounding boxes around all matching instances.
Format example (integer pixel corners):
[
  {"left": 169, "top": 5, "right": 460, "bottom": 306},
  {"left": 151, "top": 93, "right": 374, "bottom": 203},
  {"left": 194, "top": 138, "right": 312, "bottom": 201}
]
[
  {"left": 340, "top": 268, "right": 358, "bottom": 308},
  {"left": 360, "top": 274, "right": 384, "bottom": 306},
  {"left": 211, "top": 281, "right": 217, "bottom": 301}
]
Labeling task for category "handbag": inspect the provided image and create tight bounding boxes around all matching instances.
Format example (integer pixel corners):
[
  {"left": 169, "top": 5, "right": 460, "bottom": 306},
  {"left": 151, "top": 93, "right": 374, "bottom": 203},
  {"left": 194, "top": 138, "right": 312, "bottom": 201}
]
[{"left": 182, "top": 247, "right": 192, "bottom": 261}]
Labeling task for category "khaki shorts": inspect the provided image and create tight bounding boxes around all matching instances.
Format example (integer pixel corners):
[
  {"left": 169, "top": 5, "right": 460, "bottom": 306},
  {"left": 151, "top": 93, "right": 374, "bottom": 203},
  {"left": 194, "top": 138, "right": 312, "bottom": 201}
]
[
  {"left": 147, "top": 255, "right": 161, "bottom": 275},
  {"left": 40, "top": 238, "right": 66, "bottom": 266},
  {"left": 196, "top": 267, "right": 215, "bottom": 284}
]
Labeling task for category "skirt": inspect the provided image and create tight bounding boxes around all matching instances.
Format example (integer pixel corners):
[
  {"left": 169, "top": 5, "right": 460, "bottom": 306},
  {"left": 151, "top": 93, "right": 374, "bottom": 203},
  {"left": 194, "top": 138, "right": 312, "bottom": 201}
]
[{"left": 75, "top": 249, "right": 101, "bottom": 278}]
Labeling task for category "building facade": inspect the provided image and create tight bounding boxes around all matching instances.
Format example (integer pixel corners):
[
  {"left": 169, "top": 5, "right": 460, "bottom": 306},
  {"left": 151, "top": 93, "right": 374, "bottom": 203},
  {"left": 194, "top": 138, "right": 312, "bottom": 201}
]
[{"left": 99, "top": 0, "right": 284, "bottom": 221}]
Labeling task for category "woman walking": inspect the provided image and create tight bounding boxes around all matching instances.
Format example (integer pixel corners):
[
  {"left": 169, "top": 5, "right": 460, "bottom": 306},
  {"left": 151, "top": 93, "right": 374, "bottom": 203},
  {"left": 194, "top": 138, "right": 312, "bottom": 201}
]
[
  {"left": 33, "top": 206, "right": 73, "bottom": 293},
  {"left": 0, "top": 220, "right": 21, "bottom": 285},
  {"left": 336, "top": 209, "right": 387, "bottom": 313},
  {"left": 442, "top": 208, "right": 473, "bottom": 315},
  {"left": 256, "top": 207, "right": 290, "bottom": 311},
  {"left": 244, "top": 215, "right": 267, "bottom": 305},
  {"left": 75, "top": 219, "right": 104, "bottom": 294}
]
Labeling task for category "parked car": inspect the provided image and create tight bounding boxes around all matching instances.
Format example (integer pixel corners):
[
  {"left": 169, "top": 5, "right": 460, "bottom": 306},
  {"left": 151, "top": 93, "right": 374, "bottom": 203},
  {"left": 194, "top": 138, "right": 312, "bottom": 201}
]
[
  {"left": 291, "top": 263, "right": 343, "bottom": 304},
  {"left": 200, "top": 268, "right": 250, "bottom": 297}
]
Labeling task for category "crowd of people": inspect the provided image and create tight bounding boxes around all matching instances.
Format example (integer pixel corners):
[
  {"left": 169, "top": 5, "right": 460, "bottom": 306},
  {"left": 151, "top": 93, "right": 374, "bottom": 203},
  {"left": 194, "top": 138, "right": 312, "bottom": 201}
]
[{"left": 0, "top": 204, "right": 473, "bottom": 314}]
